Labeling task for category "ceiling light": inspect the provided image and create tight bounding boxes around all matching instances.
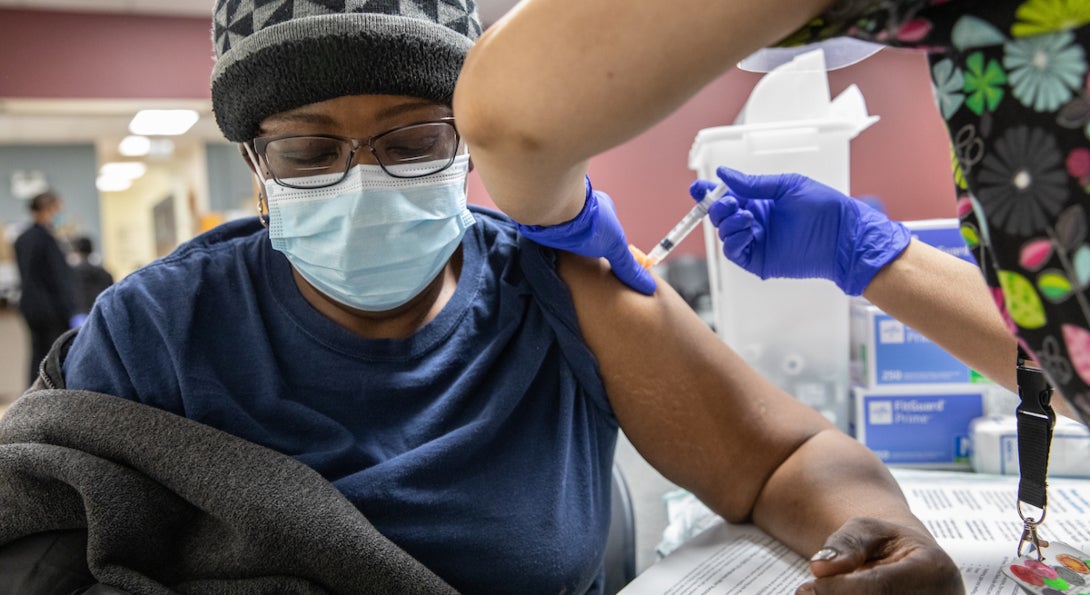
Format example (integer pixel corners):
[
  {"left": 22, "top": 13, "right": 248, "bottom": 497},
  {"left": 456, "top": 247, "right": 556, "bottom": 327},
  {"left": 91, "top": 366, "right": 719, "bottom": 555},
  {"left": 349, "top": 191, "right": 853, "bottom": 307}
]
[
  {"left": 128, "top": 109, "right": 199, "bottom": 136},
  {"left": 96, "top": 175, "right": 133, "bottom": 192},
  {"left": 119, "top": 135, "right": 151, "bottom": 156},
  {"left": 100, "top": 161, "right": 147, "bottom": 180},
  {"left": 147, "top": 138, "right": 175, "bottom": 158}
]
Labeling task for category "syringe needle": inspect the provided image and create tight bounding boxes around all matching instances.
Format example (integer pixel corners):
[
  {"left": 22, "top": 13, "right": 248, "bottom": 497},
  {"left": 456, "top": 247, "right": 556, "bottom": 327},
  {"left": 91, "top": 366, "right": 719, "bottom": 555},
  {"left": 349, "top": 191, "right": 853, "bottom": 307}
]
[{"left": 642, "top": 182, "right": 729, "bottom": 268}]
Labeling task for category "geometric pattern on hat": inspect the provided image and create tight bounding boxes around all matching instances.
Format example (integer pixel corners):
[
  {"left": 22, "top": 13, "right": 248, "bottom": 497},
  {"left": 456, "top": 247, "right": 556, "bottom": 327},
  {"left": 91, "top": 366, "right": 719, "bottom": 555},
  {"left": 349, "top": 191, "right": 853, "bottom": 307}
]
[
  {"left": 215, "top": 0, "right": 479, "bottom": 57},
  {"left": 210, "top": 0, "right": 480, "bottom": 141}
]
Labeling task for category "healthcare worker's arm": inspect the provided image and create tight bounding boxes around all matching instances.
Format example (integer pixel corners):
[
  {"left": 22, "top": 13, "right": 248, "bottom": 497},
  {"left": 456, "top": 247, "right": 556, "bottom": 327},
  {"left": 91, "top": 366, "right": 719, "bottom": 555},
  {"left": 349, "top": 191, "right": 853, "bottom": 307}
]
[
  {"left": 863, "top": 239, "right": 1019, "bottom": 392},
  {"left": 868, "top": 244, "right": 1083, "bottom": 418},
  {"left": 867, "top": 244, "right": 1079, "bottom": 419},
  {"left": 695, "top": 167, "right": 1021, "bottom": 393},
  {"left": 558, "top": 252, "right": 963, "bottom": 593},
  {"left": 454, "top": 0, "right": 835, "bottom": 226}
]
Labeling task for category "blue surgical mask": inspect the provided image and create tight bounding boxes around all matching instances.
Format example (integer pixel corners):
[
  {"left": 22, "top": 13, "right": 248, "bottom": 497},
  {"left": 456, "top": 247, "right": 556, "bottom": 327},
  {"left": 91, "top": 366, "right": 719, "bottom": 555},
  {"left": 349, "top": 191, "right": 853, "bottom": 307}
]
[{"left": 264, "top": 155, "right": 475, "bottom": 312}]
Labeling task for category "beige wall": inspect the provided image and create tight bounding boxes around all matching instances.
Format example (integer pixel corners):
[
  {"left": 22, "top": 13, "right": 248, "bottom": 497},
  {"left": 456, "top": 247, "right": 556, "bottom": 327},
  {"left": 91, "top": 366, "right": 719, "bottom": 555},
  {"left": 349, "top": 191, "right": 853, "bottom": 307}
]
[{"left": 99, "top": 146, "right": 202, "bottom": 279}]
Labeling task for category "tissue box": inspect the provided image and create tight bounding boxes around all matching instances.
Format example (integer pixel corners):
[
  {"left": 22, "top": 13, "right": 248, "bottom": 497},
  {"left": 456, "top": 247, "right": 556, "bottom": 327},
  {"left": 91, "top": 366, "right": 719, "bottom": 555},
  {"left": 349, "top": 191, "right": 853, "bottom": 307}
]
[
  {"left": 970, "top": 415, "right": 1090, "bottom": 478},
  {"left": 852, "top": 386, "right": 984, "bottom": 468},
  {"left": 851, "top": 300, "right": 987, "bottom": 387}
]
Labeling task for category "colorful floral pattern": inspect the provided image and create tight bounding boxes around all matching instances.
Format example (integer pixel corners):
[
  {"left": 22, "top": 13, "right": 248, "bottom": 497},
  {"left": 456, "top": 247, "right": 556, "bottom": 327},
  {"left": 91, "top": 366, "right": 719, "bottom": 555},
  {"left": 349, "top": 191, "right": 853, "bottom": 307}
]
[
  {"left": 932, "top": 59, "right": 966, "bottom": 118},
  {"left": 1062, "top": 323, "right": 1090, "bottom": 384},
  {"left": 1004, "top": 32, "right": 1086, "bottom": 111},
  {"left": 999, "top": 269, "right": 1049, "bottom": 328},
  {"left": 1012, "top": 0, "right": 1090, "bottom": 38},
  {"left": 975, "top": 126, "right": 1067, "bottom": 235},
  {"left": 964, "top": 52, "right": 1007, "bottom": 113},
  {"left": 783, "top": 1, "right": 1090, "bottom": 422}
]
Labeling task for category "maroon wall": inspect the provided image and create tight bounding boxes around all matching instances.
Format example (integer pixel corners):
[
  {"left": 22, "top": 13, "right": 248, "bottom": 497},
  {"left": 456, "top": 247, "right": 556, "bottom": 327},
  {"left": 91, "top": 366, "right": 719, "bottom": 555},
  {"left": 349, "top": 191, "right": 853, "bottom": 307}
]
[{"left": 0, "top": 9, "right": 213, "bottom": 99}]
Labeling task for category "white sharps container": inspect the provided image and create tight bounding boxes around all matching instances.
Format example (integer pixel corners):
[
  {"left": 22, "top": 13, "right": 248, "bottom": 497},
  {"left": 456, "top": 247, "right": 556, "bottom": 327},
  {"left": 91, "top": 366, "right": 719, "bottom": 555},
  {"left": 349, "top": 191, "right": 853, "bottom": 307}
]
[{"left": 688, "top": 49, "right": 879, "bottom": 432}]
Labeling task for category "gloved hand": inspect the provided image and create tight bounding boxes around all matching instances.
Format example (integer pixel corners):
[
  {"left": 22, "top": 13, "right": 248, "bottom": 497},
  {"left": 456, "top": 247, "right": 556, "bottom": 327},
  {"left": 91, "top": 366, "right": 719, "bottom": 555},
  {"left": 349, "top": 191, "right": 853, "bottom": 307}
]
[
  {"left": 69, "top": 313, "right": 88, "bottom": 329},
  {"left": 517, "top": 176, "right": 656, "bottom": 295},
  {"left": 690, "top": 167, "right": 910, "bottom": 296}
]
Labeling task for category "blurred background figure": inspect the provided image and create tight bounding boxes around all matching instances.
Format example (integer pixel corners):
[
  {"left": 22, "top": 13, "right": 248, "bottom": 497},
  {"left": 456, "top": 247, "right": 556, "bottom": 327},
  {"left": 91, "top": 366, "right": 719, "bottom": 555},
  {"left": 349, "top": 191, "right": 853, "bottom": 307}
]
[
  {"left": 13, "top": 191, "right": 75, "bottom": 386},
  {"left": 70, "top": 236, "right": 114, "bottom": 320}
]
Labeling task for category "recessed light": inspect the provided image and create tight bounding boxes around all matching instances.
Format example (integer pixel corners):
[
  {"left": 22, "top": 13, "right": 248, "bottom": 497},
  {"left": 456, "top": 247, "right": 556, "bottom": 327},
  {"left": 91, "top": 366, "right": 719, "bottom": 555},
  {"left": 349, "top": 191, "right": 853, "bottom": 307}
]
[
  {"left": 100, "top": 161, "right": 147, "bottom": 180},
  {"left": 96, "top": 175, "right": 133, "bottom": 192},
  {"left": 129, "top": 109, "right": 199, "bottom": 136},
  {"left": 119, "top": 135, "right": 151, "bottom": 156},
  {"left": 147, "top": 138, "right": 175, "bottom": 158}
]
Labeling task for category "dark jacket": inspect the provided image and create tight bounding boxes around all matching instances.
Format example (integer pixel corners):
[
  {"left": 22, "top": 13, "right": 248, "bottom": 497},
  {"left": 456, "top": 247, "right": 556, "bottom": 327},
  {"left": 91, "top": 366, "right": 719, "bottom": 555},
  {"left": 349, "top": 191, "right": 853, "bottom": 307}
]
[
  {"left": 13, "top": 223, "right": 74, "bottom": 325},
  {"left": 73, "top": 260, "right": 113, "bottom": 314}
]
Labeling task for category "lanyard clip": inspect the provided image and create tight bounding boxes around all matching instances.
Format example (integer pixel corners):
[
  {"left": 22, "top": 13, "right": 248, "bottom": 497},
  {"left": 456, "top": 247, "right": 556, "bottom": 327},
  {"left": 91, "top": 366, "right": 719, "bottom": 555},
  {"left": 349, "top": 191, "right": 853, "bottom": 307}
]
[
  {"left": 1016, "top": 355, "right": 1054, "bottom": 421},
  {"left": 1017, "top": 501, "right": 1047, "bottom": 560}
]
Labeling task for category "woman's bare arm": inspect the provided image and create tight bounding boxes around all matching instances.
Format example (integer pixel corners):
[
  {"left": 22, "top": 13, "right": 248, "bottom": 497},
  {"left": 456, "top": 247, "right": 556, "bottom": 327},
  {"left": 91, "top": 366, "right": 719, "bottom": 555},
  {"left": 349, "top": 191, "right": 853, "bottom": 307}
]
[{"left": 557, "top": 251, "right": 960, "bottom": 593}]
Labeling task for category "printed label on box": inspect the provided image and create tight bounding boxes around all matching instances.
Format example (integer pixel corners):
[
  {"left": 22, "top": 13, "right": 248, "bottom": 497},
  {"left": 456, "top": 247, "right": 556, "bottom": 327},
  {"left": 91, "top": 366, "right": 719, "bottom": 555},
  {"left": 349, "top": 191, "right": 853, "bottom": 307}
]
[
  {"left": 868, "top": 400, "right": 893, "bottom": 425},
  {"left": 861, "top": 393, "right": 982, "bottom": 465},
  {"left": 878, "top": 319, "right": 905, "bottom": 344},
  {"left": 1000, "top": 433, "right": 1018, "bottom": 475},
  {"left": 871, "top": 312, "right": 970, "bottom": 384}
]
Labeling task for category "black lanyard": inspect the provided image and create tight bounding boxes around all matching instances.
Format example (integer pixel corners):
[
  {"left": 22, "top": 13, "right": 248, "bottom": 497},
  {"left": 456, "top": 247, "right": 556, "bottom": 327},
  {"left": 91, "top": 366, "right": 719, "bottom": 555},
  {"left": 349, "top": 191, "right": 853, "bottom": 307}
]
[{"left": 1015, "top": 346, "right": 1055, "bottom": 560}]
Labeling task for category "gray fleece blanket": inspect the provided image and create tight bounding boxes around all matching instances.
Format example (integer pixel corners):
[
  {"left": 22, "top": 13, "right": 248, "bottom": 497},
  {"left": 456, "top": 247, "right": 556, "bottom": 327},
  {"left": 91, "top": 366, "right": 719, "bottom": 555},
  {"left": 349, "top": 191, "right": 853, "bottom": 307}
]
[{"left": 0, "top": 386, "right": 458, "bottom": 595}]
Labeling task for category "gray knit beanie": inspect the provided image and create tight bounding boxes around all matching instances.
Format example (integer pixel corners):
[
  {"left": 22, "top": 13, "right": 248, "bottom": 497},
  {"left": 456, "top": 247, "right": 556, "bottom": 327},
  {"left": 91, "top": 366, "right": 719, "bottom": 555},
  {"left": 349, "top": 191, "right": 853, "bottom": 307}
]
[{"left": 211, "top": 0, "right": 482, "bottom": 142}]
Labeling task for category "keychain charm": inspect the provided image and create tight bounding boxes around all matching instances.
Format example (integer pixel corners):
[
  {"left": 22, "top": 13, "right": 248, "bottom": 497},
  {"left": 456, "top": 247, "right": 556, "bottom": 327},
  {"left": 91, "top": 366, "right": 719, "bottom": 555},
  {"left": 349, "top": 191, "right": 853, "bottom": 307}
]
[{"left": 1017, "top": 502, "right": 1046, "bottom": 561}]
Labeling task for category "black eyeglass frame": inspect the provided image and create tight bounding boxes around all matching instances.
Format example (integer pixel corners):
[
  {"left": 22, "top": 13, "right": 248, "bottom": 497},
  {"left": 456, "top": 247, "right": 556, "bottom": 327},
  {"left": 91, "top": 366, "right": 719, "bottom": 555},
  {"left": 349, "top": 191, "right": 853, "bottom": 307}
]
[{"left": 250, "top": 117, "right": 461, "bottom": 190}]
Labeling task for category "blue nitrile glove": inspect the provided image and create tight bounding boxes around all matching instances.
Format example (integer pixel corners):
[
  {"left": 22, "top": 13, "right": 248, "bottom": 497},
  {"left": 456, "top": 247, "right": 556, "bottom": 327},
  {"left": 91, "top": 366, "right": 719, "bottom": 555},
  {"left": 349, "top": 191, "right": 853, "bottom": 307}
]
[
  {"left": 517, "top": 176, "right": 656, "bottom": 295},
  {"left": 690, "top": 166, "right": 911, "bottom": 296}
]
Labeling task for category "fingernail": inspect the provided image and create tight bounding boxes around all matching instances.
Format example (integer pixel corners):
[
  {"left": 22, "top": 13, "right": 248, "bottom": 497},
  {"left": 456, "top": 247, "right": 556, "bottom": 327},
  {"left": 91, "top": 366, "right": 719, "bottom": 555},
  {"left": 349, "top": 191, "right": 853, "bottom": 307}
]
[
  {"left": 797, "top": 585, "right": 816, "bottom": 595},
  {"left": 811, "top": 547, "right": 839, "bottom": 562}
]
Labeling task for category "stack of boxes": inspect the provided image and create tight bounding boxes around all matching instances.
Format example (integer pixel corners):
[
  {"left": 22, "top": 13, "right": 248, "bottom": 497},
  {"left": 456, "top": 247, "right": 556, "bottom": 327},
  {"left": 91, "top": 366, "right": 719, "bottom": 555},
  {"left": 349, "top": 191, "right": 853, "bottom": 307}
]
[{"left": 849, "top": 219, "right": 1008, "bottom": 469}]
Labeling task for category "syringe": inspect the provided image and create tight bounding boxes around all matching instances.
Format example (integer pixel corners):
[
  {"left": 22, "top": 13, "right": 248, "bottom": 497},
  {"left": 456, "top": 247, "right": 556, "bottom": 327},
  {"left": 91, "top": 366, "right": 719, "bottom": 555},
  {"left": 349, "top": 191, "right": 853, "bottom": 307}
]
[{"left": 643, "top": 181, "right": 729, "bottom": 267}]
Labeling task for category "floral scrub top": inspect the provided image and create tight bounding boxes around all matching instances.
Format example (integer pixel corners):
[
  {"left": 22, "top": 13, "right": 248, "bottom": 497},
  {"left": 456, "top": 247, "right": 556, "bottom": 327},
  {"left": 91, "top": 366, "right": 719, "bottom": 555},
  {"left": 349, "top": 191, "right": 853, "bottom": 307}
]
[{"left": 790, "top": 0, "right": 1090, "bottom": 423}]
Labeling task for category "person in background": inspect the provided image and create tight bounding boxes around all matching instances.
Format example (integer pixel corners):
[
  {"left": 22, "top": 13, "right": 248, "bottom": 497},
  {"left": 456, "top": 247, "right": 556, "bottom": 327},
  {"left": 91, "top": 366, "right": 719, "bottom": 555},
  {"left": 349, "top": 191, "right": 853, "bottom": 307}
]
[
  {"left": 0, "top": 1, "right": 962, "bottom": 593},
  {"left": 454, "top": 0, "right": 1090, "bottom": 426},
  {"left": 13, "top": 191, "right": 75, "bottom": 386},
  {"left": 69, "top": 236, "right": 114, "bottom": 322}
]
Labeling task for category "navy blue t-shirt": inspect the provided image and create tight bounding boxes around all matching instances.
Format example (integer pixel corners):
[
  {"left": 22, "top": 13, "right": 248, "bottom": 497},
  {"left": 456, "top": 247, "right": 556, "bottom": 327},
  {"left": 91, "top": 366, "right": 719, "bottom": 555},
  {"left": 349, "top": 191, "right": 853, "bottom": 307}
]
[{"left": 64, "top": 206, "right": 619, "bottom": 594}]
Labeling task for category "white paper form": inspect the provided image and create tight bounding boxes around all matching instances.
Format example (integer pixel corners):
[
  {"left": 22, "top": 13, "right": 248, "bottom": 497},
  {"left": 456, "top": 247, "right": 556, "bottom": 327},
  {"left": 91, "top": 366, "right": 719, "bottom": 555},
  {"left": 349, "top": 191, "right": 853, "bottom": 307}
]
[
  {"left": 620, "top": 521, "right": 810, "bottom": 595},
  {"left": 620, "top": 470, "right": 1090, "bottom": 594},
  {"left": 897, "top": 470, "right": 1090, "bottom": 595}
]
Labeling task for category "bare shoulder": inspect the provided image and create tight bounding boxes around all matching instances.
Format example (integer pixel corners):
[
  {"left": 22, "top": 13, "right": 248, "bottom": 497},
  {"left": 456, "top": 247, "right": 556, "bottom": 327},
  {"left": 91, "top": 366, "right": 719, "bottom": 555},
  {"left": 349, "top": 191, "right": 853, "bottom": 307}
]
[
  {"left": 555, "top": 252, "right": 829, "bottom": 516},
  {"left": 555, "top": 252, "right": 719, "bottom": 371},
  {"left": 558, "top": 251, "right": 828, "bottom": 514},
  {"left": 554, "top": 251, "right": 757, "bottom": 415}
]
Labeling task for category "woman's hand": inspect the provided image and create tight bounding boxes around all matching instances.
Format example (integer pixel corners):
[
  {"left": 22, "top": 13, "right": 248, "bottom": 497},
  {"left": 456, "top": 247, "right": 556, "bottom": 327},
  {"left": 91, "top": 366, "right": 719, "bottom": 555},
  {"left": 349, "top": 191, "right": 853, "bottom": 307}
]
[{"left": 797, "top": 517, "right": 963, "bottom": 594}]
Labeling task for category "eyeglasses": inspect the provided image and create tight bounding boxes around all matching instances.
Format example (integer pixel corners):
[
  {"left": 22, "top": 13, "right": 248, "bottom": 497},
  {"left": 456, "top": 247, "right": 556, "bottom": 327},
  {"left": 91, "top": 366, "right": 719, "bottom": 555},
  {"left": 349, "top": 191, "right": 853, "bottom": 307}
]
[{"left": 251, "top": 118, "right": 461, "bottom": 189}]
